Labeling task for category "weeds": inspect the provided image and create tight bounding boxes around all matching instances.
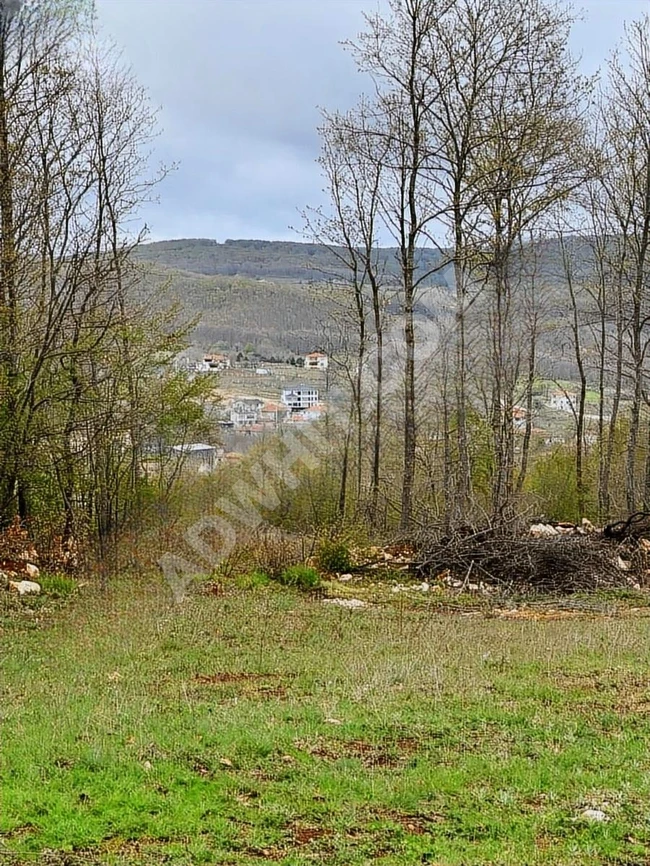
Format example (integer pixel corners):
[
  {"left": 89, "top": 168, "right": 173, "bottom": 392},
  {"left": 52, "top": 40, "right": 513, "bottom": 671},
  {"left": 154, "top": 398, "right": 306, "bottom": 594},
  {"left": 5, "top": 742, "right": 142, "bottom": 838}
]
[{"left": 278, "top": 564, "right": 321, "bottom": 590}]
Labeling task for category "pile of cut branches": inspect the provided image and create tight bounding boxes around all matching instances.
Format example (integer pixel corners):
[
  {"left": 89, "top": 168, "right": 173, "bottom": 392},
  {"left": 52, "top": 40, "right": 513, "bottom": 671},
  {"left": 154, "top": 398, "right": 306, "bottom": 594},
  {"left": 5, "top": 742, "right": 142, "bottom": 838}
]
[{"left": 416, "top": 526, "right": 642, "bottom": 594}]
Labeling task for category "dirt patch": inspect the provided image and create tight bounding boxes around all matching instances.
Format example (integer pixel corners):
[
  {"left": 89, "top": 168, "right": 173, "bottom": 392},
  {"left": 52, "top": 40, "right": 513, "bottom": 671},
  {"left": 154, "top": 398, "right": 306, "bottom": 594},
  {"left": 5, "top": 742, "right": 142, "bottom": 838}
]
[
  {"left": 369, "top": 807, "right": 445, "bottom": 835},
  {"left": 192, "top": 672, "right": 289, "bottom": 701},
  {"left": 289, "top": 823, "right": 330, "bottom": 845},
  {"left": 194, "top": 672, "right": 281, "bottom": 684},
  {"left": 554, "top": 671, "right": 650, "bottom": 715},
  {"left": 239, "top": 847, "right": 285, "bottom": 862},
  {"left": 294, "top": 736, "right": 421, "bottom": 768}
]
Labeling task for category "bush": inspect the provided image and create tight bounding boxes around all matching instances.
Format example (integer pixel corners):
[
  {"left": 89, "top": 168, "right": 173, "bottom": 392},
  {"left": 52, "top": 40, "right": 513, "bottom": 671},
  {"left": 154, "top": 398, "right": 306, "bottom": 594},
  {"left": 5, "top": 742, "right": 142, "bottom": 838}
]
[
  {"left": 316, "top": 539, "right": 352, "bottom": 573},
  {"left": 278, "top": 565, "right": 321, "bottom": 591},
  {"left": 236, "top": 570, "right": 271, "bottom": 590}
]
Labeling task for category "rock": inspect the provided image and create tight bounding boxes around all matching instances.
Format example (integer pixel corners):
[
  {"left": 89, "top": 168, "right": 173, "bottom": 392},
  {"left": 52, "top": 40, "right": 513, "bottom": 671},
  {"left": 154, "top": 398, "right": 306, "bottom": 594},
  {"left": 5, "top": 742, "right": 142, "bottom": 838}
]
[
  {"left": 338, "top": 573, "right": 353, "bottom": 582},
  {"left": 582, "top": 808, "right": 608, "bottom": 822},
  {"left": 530, "top": 523, "right": 559, "bottom": 538},
  {"left": 8, "top": 580, "right": 41, "bottom": 595},
  {"left": 616, "top": 555, "right": 631, "bottom": 571},
  {"left": 581, "top": 518, "right": 596, "bottom": 533},
  {"left": 25, "top": 563, "right": 39, "bottom": 579},
  {"left": 323, "top": 597, "right": 367, "bottom": 609}
]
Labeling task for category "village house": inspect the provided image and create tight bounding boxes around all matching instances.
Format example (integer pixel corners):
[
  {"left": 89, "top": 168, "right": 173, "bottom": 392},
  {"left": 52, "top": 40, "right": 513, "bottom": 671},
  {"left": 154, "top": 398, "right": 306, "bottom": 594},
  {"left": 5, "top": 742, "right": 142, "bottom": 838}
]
[
  {"left": 304, "top": 351, "right": 328, "bottom": 371},
  {"left": 286, "top": 402, "right": 326, "bottom": 423},
  {"left": 230, "top": 397, "right": 264, "bottom": 427},
  {"left": 548, "top": 391, "right": 577, "bottom": 413},
  {"left": 260, "top": 400, "right": 287, "bottom": 424},
  {"left": 281, "top": 384, "right": 319, "bottom": 411},
  {"left": 198, "top": 353, "right": 231, "bottom": 372},
  {"left": 512, "top": 406, "right": 528, "bottom": 429}
]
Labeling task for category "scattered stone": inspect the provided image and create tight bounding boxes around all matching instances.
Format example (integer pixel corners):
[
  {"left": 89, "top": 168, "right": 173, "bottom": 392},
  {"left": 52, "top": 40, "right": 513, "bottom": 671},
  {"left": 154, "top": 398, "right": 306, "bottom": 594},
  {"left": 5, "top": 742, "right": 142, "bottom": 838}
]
[
  {"left": 338, "top": 573, "right": 353, "bottom": 582},
  {"left": 323, "top": 597, "right": 367, "bottom": 609},
  {"left": 25, "top": 563, "right": 39, "bottom": 579},
  {"left": 324, "top": 718, "right": 342, "bottom": 725},
  {"left": 582, "top": 808, "right": 608, "bottom": 822},
  {"left": 616, "top": 555, "right": 631, "bottom": 571},
  {"left": 8, "top": 580, "right": 41, "bottom": 595}
]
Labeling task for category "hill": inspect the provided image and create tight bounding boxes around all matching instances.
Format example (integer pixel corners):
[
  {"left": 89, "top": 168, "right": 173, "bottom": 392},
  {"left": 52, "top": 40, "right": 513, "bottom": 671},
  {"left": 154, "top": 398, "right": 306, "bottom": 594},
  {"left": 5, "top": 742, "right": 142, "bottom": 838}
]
[
  {"left": 132, "top": 237, "right": 448, "bottom": 285},
  {"left": 131, "top": 236, "right": 595, "bottom": 358}
]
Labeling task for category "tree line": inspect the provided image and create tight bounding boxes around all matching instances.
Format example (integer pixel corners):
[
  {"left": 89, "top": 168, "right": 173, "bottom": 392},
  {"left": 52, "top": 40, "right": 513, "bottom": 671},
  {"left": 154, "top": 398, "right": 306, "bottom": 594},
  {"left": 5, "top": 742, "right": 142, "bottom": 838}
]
[
  {"left": 0, "top": 0, "right": 208, "bottom": 563},
  {"left": 306, "top": 0, "right": 650, "bottom": 531}
]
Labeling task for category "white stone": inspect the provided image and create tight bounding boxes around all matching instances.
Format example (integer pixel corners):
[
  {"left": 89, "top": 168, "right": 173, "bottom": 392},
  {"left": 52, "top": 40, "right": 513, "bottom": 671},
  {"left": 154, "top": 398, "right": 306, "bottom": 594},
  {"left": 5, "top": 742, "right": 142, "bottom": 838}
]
[
  {"left": 530, "top": 523, "right": 559, "bottom": 538},
  {"left": 8, "top": 580, "right": 41, "bottom": 595},
  {"left": 25, "top": 563, "right": 39, "bottom": 579},
  {"left": 323, "top": 597, "right": 367, "bottom": 609},
  {"left": 582, "top": 808, "right": 608, "bottom": 822}
]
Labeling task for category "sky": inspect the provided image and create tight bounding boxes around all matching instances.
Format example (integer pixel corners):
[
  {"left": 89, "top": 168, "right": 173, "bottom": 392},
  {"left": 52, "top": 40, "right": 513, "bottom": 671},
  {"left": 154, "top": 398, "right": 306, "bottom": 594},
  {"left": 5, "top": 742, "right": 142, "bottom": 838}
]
[{"left": 95, "top": 0, "right": 650, "bottom": 244}]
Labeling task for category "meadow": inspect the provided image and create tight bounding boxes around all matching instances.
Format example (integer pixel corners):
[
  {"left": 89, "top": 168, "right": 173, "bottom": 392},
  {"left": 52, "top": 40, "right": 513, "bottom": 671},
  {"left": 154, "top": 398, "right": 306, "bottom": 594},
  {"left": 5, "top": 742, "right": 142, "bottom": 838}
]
[{"left": 2, "top": 579, "right": 650, "bottom": 865}]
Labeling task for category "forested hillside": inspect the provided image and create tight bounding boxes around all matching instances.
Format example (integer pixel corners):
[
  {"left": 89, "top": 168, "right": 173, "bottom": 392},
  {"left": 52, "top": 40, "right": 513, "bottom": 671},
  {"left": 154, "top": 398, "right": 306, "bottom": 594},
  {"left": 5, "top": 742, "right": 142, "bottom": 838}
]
[
  {"left": 133, "top": 237, "right": 449, "bottom": 284},
  {"left": 134, "top": 261, "right": 333, "bottom": 355}
]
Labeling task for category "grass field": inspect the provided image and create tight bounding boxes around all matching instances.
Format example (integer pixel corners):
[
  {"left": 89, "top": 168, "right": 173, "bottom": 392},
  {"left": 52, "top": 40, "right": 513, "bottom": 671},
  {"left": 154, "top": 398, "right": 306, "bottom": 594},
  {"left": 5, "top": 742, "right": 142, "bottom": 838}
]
[{"left": 2, "top": 580, "right": 650, "bottom": 865}]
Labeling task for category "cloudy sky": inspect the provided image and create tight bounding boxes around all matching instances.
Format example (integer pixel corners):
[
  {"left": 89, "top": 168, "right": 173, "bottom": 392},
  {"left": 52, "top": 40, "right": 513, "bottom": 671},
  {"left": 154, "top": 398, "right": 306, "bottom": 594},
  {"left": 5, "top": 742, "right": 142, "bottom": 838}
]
[{"left": 96, "top": 0, "right": 648, "bottom": 243}]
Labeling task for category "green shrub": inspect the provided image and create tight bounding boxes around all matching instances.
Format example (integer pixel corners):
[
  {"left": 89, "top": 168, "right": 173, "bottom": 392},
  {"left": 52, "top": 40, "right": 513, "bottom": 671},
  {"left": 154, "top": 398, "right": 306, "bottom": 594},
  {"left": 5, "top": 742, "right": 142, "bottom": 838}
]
[
  {"left": 278, "top": 565, "right": 321, "bottom": 591},
  {"left": 316, "top": 539, "right": 352, "bottom": 573},
  {"left": 236, "top": 570, "right": 271, "bottom": 590},
  {"left": 39, "top": 574, "right": 77, "bottom": 598}
]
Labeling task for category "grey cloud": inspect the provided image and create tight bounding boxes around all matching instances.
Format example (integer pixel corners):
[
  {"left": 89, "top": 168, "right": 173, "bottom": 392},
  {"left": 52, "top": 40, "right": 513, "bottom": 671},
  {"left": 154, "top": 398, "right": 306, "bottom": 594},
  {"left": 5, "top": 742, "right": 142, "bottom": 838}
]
[{"left": 97, "top": 0, "right": 641, "bottom": 242}]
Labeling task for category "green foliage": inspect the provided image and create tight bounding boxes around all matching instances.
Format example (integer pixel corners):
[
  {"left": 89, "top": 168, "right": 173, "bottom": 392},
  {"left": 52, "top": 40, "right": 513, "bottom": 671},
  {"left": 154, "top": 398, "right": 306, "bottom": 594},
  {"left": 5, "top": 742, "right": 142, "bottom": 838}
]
[
  {"left": 316, "top": 538, "right": 352, "bottom": 573},
  {"left": 468, "top": 410, "right": 495, "bottom": 505},
  {"left": 39, "top": 574, "right": 77, "bottom": 598},
  {"left": 526, "top": 447, "right": 580, "bottom": 521},
  {"left": 236, "top": 570, "right": 271, "bottom": 589},
  {"left": 277, "top": 564, "right": 321, "bottom": 590}
]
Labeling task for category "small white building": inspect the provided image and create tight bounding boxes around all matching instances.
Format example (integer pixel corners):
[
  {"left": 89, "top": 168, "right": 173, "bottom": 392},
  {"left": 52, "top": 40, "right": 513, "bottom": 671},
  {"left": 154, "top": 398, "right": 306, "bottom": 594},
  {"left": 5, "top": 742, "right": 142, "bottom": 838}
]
[
  {"left": 198, "top": 353, "right": 231, "bottom": 372},
  {"left": 230, "top": 397, "right": 264, "bottom": 427},
  {"left": 281, "top": 385, "right": 319, "bottom": 411},
  {"left": 548, "top": 391, "right": 577, "bottom": 413},
  {"left": 304, "top": 352, "right": 328, "bottom": 371}
]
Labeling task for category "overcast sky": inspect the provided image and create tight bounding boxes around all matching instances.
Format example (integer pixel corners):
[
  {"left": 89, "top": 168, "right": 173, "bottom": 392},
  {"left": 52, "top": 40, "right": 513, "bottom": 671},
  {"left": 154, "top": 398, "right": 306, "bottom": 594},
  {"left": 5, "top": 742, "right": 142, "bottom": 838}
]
[{"left": 96, "top": 0, "right": 649, "bottom": 243}]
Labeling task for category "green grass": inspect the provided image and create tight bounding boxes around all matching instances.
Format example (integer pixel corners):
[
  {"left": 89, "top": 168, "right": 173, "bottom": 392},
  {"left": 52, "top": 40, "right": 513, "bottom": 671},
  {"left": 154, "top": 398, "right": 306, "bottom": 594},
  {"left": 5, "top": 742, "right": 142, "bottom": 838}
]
[{"left": 2, "top": 580, "right": 650, "bottom": 865}]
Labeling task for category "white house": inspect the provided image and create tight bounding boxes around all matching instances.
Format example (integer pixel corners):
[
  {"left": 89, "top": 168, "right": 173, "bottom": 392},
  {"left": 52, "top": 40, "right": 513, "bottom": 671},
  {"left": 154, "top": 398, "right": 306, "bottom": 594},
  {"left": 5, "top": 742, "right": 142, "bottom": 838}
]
[
  {"left": 548, "top": 391, "right": 577, "bottom": 413},
  {"left": 304, "top": 352, "right": 328, "bottom": 371},
  {"left": 198, "top": 353, "right": 231, "bottom": 372},
  {"left": 281, "top": 385, "right": 319, "bottom": 411},
  {"left": 230, "top": 397, "right": 264, "bottom": 427}
]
